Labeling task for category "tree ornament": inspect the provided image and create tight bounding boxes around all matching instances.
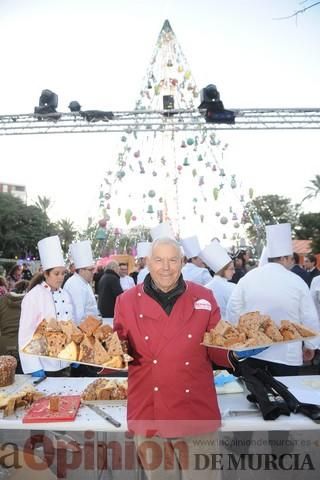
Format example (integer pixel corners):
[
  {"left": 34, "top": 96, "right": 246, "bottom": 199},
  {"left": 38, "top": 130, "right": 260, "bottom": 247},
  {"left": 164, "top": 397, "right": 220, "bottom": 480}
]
[
  {"left": 167, "top": 58, "right": 173, "bottom": 67},
  {"left": 134, "top": 150, "right": 140, "bottom": 158},
  {"left": 220, "top": 216, "right": 228, "bottom": 225},
  {"left": 154, "top": 85, "right": 160, "bottom": 95},
  {"left": 181, "top": 140, "right": 187, "bottom": 148},
  {"left": 249, "top": 187, "right": 254, "bottom": 199},
  {"left": 125, "top": 209, "right": 133, "bottom": 225},
  {"left": 183, "top": 157, "right": 190, "bottom": 166},
  {"left": 116, "top": 170, "right": 125, "bottom": 179},
  {"left": 199, "top": 176, "right": 204, "bottom": 186},
  {"left": 212, "top": 188, "right": 219, "bottom": 200},
  {"left": 192, "top": 169, "right": 197, "bottom": 178},
  {"left": 148, "top": 190, "right": 156, "bottom": 198},
  {"left": 232, "top": 213, "right": 238, "bottom": 221},
  {"left": 177, "top": 165, "right": 183, "bottom": 172},
  {"left": 200, "top": 214, "right": 204, "bottom": 223},
  {"left": 152, "top": 171, "right": 157, "bottom": 176},
  {"left": 215, "top": 211, "right": 221, "bottom": 217},
  {"left": 104, "top": 193, "right": 111, "bottom": 200},
  {"left": 212, "top": 164, "right": 217, "bottom": 172},
  {"left": 98, "top": 219, "right": 107, "bottom": 228},
  {"left": 120, "top": 136, "right": 127, "bottom": 142},
  {"left": 147, "top": 205, "right": 154, "bottom": 214},
  {"left": 178, "top": 65, "right": 183, "bottom": 72},
  {"left": 96, "top": 228, "right": 107, "bottom": 240},
  {"left": 184, "top": 70, "right": 191, "bottom": 80},
  {"left": 230, "top": 175, "right": 237, "bottom": 189},
  {"left": 187, "top": 138, "right": 194, "bottom": 146},
  {"left": 131, "top": 215, "right": 137, "bottom": 221},
  {"left": 234, "top": 222, "right": 240, "bottom": 228},
  {"left": 219, "top": 168, "right": 226, "bottom": 177},
  {"left": 197, "top": 154, "right": 203, "bottom": 162}
]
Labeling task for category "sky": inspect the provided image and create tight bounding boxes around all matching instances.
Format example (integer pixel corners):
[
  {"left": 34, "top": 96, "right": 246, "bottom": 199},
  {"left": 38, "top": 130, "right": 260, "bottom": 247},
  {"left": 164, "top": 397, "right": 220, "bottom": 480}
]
[{"left": 1, "top": 0, "right": 320, "bottom": 242}]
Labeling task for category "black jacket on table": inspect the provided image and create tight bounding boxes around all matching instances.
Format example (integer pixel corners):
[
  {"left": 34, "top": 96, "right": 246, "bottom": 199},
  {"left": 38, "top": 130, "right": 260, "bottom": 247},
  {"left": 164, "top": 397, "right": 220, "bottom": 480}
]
[{"left": 98, "top": 269, "right": 123, "bottom": 317}]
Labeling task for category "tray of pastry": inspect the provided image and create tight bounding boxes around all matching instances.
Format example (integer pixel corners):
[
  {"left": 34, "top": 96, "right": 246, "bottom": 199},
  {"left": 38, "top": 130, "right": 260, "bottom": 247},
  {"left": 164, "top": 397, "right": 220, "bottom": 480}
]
[
  {"left": 81, "top": 378, "right": 128, "bottom": 405},
  {"left": 202, "top": 312, "right": 320, "bottom": 352},
  {"left": 20, "top": 316, "right": 132, "bottom": 371}
]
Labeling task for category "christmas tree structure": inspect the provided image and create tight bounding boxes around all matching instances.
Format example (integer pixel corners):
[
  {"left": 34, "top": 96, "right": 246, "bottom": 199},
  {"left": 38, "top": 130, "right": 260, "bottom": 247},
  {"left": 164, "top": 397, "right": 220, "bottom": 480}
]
[{"left": 98, "top": 20, "right": 252, "bottom": 250}]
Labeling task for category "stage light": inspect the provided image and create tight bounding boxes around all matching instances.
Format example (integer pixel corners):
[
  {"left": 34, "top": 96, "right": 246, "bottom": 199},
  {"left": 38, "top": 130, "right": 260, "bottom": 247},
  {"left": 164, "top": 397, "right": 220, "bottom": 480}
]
[{"left": 68, "top": 101, "right": 81, "bottom": 112}]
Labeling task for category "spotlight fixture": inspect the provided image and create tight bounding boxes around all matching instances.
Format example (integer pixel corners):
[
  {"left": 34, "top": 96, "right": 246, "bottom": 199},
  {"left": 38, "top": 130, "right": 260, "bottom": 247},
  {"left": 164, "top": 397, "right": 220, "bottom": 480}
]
[
  {"left": 34, "top": 89, "right": 61, "bottom": 119},
  {"left": 68, "top": 101, "right": 81, "bottom": 112},
  {"left": 198, "top": 84, "right": 235, "bottom": 124}
]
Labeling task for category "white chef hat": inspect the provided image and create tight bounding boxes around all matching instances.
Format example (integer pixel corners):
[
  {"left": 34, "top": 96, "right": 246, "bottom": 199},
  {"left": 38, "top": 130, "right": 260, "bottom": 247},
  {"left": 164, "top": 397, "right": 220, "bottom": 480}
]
[
  {"left": 180, "top": 236, "right": 201, "bottom": 259},
  {"left": 266, "top": 223, "right": 293, "bottom": 258},
  {"left": 150, "top": 221, "right": 175, "bottom": 241},
  {"left": 200, "top": 239, "right": 232, "bottom": 273},
  {"left": 69, "top": 240, "right": 95, "bottom": 269},
  {"left": 37, "top": 235, "right": 65, "bottom": 271},
  {"left": 258, "top": 245, "right": 269, "bottom": 267},
  {"left": 137, "top": 241, "right": 151, "bottom": 258}
]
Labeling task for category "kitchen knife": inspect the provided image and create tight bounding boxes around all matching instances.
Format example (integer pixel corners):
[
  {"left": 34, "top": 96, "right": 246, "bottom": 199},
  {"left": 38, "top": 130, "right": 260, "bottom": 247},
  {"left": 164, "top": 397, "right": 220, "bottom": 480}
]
[
  {"left": 32, "top": 376, "right": 47, "bottom": 386},
  {"left": 86, "top": 404, "right": 121, "bottom": 428}
]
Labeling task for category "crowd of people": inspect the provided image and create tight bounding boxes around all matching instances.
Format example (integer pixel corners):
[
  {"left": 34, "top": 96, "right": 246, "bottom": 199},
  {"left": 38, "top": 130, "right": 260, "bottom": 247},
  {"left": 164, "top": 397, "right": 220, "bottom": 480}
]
[{"left": 0, "top": 221, "right": 320, "bottom": 478}]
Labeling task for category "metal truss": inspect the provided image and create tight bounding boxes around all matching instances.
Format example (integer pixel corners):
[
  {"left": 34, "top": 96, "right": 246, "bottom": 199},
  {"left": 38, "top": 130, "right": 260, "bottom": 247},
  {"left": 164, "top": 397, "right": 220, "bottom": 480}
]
[{"left": 0, "top": 107, "right": 320, "bottom": 135}]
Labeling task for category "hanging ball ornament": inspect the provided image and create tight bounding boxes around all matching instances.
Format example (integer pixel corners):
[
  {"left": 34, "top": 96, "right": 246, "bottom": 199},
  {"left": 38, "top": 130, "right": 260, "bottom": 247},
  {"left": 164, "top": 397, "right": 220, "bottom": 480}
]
[
  {"left": 98, "top": 219, "right": 107, "bottom": 228},
  {"left": 120, "top": 136, "right": 127, "bottom": 142},
  {"left": 177, "top": 165, "right": 183, "bottom": 172},
  {"left": 134, "top": 150, "right": 140, "bottom": 158},
  {"left": 234, "top": 222, "right": 240, "bottom": 229},
  {"left": 187, "top": 138, "right": 194, "bottom": 146},
  {"left": 215, "top": 211, "right": 221, "bottom": 217},
  {"left": 148, "top": 190, "right": 156, "bottom": 198},
  {"left": 104, "top": 193, "right": 111, "bottom": 200},
  {"left": 116, "top": 170, "right": 125, "bottom": 179},
  {"left": 152, "top": 171, "right": 157, "bottom": 176},
  {"left": 131, "top": 215, "right": 137, "bottom": 221},
  {"left": 220, "top": 216, "right": 228, "bottom": 225},
  {"left": 125, "top": 209, "right": 133, "bottom": 225}
]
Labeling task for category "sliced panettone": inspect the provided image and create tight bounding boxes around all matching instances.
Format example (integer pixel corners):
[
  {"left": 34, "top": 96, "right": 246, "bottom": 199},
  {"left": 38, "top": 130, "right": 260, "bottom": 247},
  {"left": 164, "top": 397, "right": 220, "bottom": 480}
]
[
  {"left": 279, "top": 320, "right": 302, "bottom": 340},
  {"left": 290, "top": 322, "right": 317, "bottom": 338},
  {"left": 33, "top": 319, "right": 48, "bottom": 338},
  {"left": 78, "top": 335, "right": 95, "bottom": 363},
  {"left": 60, "top": 320, "right": 75, "bottom": 344},
  {"left": 107, "top": 332, "right": 124, "bottom": 356},
  {"left": 71, "top": 325, "right": 84, "bottom": 344},
  {"left": 93, "top": 338, "right": 110, "bottom": 365},
  {"left": 79, "top": 316, "right": 102, "bottom": 336},
  {"left": 46, "top": 318, "right": 62, "bottom": 332},
  {"left": 23, "top": 337, "right": 48, "bottom": 356},
  {"left": 93, "top": 324, "right": 113, "bottom": 342},
  {"left": 251, "top": 330, "right": 274, "bottom": 346},
  {"left": 57, "top": 341, "right": 78, "bottom": 361},
  {"left": 101, "top": 355, "right": 123, "bottom": 369},
  {"left": 263, "top": 318, "right": 284, "bottom": 342},
  {"left": 239, "top": 311, "right": 263, "bottom": 335},
  {"left": 46, "top": 331, "right": 67, "bottom": 357}
]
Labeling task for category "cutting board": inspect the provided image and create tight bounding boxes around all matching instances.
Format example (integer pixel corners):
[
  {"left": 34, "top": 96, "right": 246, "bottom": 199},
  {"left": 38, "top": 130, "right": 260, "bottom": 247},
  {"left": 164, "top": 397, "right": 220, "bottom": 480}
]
[{"left": 22, "top": 395, "right": 81, "bottom": 423}]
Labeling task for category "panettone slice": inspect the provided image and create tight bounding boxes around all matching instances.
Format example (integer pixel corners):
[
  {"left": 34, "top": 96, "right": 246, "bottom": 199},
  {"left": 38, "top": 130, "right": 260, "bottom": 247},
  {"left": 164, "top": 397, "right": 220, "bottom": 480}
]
[{"left": 78, "top": 335, "right": 95, "bottom": 363}]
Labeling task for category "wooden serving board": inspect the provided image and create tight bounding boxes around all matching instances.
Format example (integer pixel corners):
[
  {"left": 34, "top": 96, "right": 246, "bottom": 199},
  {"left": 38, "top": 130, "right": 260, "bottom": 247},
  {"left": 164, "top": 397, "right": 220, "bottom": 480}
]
[
  {"left": 202, "top": 334, "right": 320, "bottom": 352},
  {"left": 22, "top": 395, "right": 81, "bottom": 423}
]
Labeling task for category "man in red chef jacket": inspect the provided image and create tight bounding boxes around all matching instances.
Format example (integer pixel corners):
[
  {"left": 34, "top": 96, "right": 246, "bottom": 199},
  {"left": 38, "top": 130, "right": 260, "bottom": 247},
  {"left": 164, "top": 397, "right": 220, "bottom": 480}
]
[{"left": 114, "top": 236, "right": 234, "bottom": 479}]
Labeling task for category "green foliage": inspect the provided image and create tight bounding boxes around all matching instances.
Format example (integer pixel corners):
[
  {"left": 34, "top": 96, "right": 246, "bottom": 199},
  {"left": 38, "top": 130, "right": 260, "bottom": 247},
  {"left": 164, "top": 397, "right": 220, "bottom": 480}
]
[
  {"left": 0, "top": 193, "right": 54, "bottom": 258},
  {"left": 302, "top": 174, "right": 320, "bottom": 202},
  {"left": 295, "top": 212, "right": 320, "bottom": 253},
  {"left": 55, "top": 218, "right": 77, "bottom": 254},
  {"left": 245, "top": 194, "right": 301, "bottom": 243}
]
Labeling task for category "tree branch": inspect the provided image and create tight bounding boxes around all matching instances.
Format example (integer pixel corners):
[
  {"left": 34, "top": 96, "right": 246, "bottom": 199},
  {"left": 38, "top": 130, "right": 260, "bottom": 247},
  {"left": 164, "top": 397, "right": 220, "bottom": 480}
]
[{"left": 273, "top": 1, "right": 320, "bottom": 20}]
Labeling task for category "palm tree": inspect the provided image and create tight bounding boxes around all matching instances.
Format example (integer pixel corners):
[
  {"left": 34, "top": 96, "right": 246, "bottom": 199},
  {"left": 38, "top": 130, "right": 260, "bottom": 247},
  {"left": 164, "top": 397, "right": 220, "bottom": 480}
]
[
  {"left": 35, "top": 195, "right": 52, "bottom": 216},
  {"left": 302, "top": 174, "right": 320, "bottom": 202},
  {"left": 57, "top": 218, "right": 77, "bottom": 253}
]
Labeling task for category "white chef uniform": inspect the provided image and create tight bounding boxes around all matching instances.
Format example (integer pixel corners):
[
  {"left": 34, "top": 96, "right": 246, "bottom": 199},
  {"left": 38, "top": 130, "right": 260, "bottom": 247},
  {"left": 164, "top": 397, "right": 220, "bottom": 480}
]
[
  {"left": 19, "top": 282, "right": 73, "bottom": 373},
  {"left": 226, "top": 261, "right": 320, "bottom": 365},
  {"left": 63, "top": 272, "right": 98, "bottom": 324},
  {"left": 120, "top": 275, "right": 135, "bottom": 291},
  {"left": 137, "top": 266, "right": 149, "bottom": 284},
  {"left": 206, "top": 275, "right": 235, "bottom": 319},
  {"left": 63, "top": 240, "right": 99, "bottom": 324},
  {"left": 310, "top": 276, "right": 320, "bottom": 321}
]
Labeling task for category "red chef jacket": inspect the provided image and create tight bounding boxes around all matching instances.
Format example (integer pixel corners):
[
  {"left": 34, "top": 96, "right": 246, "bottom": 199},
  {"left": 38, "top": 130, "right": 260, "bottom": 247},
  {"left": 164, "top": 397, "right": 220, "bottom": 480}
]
[{"left": 114, "top": 281, "right": 231, "bottom": 437}]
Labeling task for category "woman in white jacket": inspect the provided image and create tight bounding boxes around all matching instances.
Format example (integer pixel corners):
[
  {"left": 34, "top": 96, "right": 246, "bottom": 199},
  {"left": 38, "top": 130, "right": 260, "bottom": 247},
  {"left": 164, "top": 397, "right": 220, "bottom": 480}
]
[{"left": 18, "top": 236, "right": 74, "bottom": 376}]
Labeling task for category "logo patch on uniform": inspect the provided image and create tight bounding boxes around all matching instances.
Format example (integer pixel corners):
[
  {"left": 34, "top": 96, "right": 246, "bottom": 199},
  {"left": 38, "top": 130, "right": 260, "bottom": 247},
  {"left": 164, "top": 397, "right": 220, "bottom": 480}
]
[{"left": 194, "top": 299, "right": 212, "bottom": 311}]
